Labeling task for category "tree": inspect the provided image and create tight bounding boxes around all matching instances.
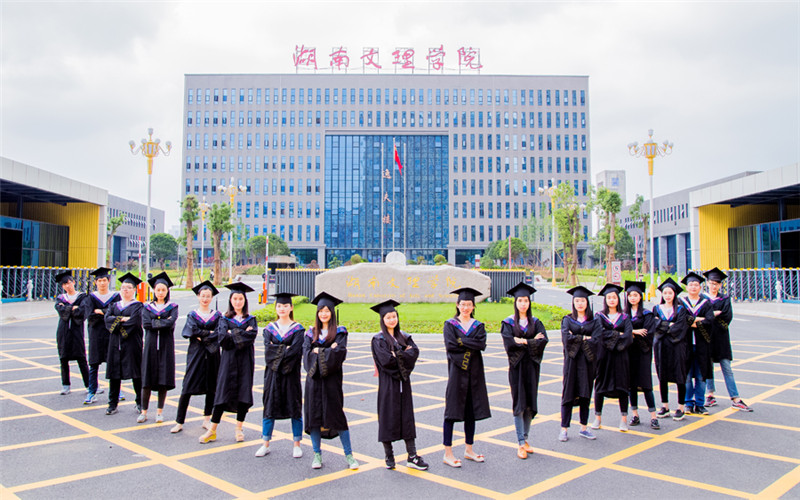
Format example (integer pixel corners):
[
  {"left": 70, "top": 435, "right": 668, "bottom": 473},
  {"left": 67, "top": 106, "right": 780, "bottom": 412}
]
[
  {"left": 267, "top": 233, "right": 290, "bottom": 256},
  {"left": 328, "top": 255, "right": 343, "bottom": 269},
  {"left": 595, "top": 187, "right": 623, "bottom": 282},
  {"left": 206, "top": 203, "right": 233, "bottom": 285},
  {"left": 150, "top": 233, "right": 178, "bottom": 270},
  {"left": 520, "top": 214, "right": 552, "bottom": 266},
  {"left": 181, "top": 196, "right": 200, "bottom": 288},
  {"left": 246, "top": 235, "right": 267, "bottom": 263},
  {"left": 350, "top": 253, "right": 363, "bottom": 264},
  {"left": 615, "top": 226, "right": 635, "bottom": 262},
  {"left": 553, "top": 182, "right": 592, "bottom": 285},
  {"left": 630, "top": 194, "right": 650, "bottom": 273},
  {"left": 484, "top": 240, "right": 504, "bottom": 262},
  {"left": 106, "top": 214, "right": 126, "bottom": 267}
]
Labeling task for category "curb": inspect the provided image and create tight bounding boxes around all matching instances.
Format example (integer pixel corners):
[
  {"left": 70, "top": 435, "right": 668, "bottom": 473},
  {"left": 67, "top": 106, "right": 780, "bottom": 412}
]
[{"left": 0, "top": 313, "right": 58, "bottom": 325}]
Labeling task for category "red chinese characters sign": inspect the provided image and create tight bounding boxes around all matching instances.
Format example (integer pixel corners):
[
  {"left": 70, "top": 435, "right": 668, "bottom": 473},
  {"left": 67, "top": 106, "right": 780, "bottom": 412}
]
[{"left": 292, "top": 45, "right": 482, "bottom": 72}]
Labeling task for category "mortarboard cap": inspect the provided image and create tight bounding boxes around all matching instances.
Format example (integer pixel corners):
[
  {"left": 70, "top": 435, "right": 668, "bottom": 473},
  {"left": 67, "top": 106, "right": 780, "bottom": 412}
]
[
  {"left": 658, "top": 277, "right": 683, "bottom": 294},
  {"left": 681, "top": 272, "right": 705, "bottom": 285},
  {"left": 274, "top": 292, "right": 296, "bottom": 305},
  {"left": 117, "top": 272, "right": 142, "bottom": 287},
  {"left": 566, "top": 285, "right": 594, "bottom": 299},
  {"left": 450, "top": 287, "right": 482, "bottom": 303},
  {"left": 54, "top": 270, "right": 74, "bottom": 284},
  {"left": 598, "top": 283, "right": 624, "bottom": 296},
  {"left": 506, "top": 282, "right": 537, "bottom": 298},
  {"left": 148, "top": 271, "right": 174, "bottom": 289},
  {"left": 192, "top": 280, "right": 219, "bottom": 296},
  {"left": 90, "top": 267, "right": 113, "bottom": 279},
  {"left": 625, "top": 280, "right": 647, "bottom": 295},
  {"left": 703, "top": 267, "right": 728, "bottom": 282},
  {"left": 370, "top": 299, "right": 401, "bottom": 317},
  {"left": 311, "top": 292, "right": 343, "bottom": 310},
  {"left": 225, "top": 282, "right": 254, "bottom": 294}
]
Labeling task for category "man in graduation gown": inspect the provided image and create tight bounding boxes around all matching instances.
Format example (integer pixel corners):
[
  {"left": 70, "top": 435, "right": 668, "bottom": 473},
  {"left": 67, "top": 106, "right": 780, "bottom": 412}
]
[
  {"left": 54, "top": 271, "right": 90, "bottom": 395},
  {"left": 104, "top": 272, "right": 144, "bottom": 415},
  {"left": 83, "top": 267, "right": 119, "bottom": 403}
]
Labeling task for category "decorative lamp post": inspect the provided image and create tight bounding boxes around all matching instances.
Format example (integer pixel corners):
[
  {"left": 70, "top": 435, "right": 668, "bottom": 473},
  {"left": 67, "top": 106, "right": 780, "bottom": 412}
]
[
  {"left": 129, "top": 128, "right": 171, "bottom": 280},
  {"left": 198, "top": 197, "right": 211, "bottom": 280},
  {"left": 219, "top": 177, "right": 245, "bottom": 283},
  {"left": 628, "top": 129, "right": 674, "bottom": 299},
  {"left": 538, "top": 179, "right": 558, "bottom": 286}
]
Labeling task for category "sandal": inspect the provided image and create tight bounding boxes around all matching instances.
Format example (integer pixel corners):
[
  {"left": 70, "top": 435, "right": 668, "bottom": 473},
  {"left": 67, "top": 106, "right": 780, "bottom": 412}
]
[
  {"left": 442, "top": 454, "right": 462, "bottom": 468},
  {"left": 198, "top": 430, "right": 216, "bottom": 444},
  {"left": 170, "top": 424, "right": 183, "bottom": 434},
  {"left": 464, "top": 452, "right": 485, "bottom": 463},
  {"left": 235, "top": 430, "right": 245, "bottom": 442}
]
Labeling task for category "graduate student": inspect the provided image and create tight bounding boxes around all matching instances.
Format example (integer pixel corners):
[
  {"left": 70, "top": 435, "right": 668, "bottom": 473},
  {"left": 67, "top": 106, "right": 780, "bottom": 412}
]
[
  {"left": 591, "top": 284, "right": 634, "bottom": 432},
  {"left": 104, "top": 272, "right": 144, "bottom": 416},
  {"left": 199, "top": 282, "right": 258, "bottom": 444},
  {"left": 625, "top": 281, "right": 660, "bottom": 430},
  {"left": 442, "top": 287, "right": 490, "bottom": 467},
  {"left": 371, "top": 299, "right": 429, "bottom": 471},
  {"left": 139, "top": 272, "right": 178, "bottom": 423},
  {"left": 559, "top": 286, "right": 601, "bottom": 442},
  {"left": 256, "top": 293, "right": 305, "bottom": 459},
  {"left": 54, "top": 270, "right": 90, "bottom": 395},
  {"left": 303, "top": 292, "right": 358, "bottom": 470},
  {"left": 500, "top": 282, "right": 548, "bottom": 459},
  {"left": 653, "top": 278, "right": 690, "bottom": 421},
  {"left": 83, "top": 267, "right": 119, "bottom": 404},
  {"left": 680, "top": 272, "right": 714, "bottom": 415},
  {"left": 703, "top": 267, "right": 752, "bottom": 412},
  {"left": 171, "top": 280, "right": 221, "bottom": 434}
]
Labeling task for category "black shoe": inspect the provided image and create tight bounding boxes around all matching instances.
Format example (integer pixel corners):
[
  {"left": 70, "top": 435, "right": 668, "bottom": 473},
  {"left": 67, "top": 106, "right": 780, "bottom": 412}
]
[
  {"left": 629, "top": 415, "right": 641, "bottom": 426},
  {"left": 105, "top": 405, "right": 118, "bottom": 415},
  {"left": 694, "top": 406, "right": 709, "bottom": 415},
  {"left": 407, "top": 455, "right": 429, "bottom": 471},
  {"left": 385, "top": 454, "right": 395, "bottom": 470},
  {"left": 673, "top": 409, "right": 686, "bottom": 421},
  {"left": 685, "top": 405, "right": 695, "bottom": 414},
  {"left": 650, "top": 418, "right": 660, "bottom": 430},
  {"left": 656, "top": 408, "right": 670, "bottom": 418}
]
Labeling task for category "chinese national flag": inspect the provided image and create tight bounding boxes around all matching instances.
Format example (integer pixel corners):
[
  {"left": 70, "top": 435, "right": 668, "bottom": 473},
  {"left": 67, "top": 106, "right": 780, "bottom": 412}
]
[{"left": 394, "top": 144, "right": 403, "bottom": 174}]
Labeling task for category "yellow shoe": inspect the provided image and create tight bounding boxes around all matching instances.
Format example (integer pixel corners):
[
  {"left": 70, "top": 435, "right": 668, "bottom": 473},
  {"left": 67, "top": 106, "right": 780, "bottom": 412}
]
[
  {"left": 199, "top": 430, "right": 216, "bottom": 444},
  {"left": 522, "top": 441, "right": 534, "bottom": 453}
]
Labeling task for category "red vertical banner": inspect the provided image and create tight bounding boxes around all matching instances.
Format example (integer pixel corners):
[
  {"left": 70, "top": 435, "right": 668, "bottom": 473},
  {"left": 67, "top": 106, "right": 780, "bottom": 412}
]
[{"left": 393, "top": 144, "right": 403, "bottom": 174}]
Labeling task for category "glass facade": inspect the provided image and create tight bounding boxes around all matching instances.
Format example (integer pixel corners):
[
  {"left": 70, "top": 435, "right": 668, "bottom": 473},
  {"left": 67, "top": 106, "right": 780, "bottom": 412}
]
[
  {"left": 0, "top": 216, "right": 69, "bottom": 267},
  {"left": 325, "top": 135, "right": 449, "bottom": 263},
  {"left": 728, "top": 218, "right": 800, "bottom": 268}
]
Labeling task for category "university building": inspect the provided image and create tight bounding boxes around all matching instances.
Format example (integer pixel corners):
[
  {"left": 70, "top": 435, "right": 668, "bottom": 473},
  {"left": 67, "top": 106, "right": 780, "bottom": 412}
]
[{"left": 181, "top": 74, "right": 592, "bottom": 266}]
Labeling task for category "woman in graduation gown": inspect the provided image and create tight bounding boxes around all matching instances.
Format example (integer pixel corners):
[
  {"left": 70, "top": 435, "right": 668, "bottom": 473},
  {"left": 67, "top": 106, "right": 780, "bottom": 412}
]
[
  {"left": 559, "top": 286, "right": 602, "bottom": 442},
  {"left": 256, "top": 292, "right": 305, "bottom": 459},
  {"left": 371, "top": 299, "right": 429, "bottom": 471},
  {"left": 680, "top": 272, "right": 715, "bottom": 415},
  {"left": 83, "top": 267, "right": 119, "bottom": 404},
  {"left": 625, "top": 280, "right": 661, "bottom": 430},
  {"left": 54, "top": 270, "right": 90, "bottom": 396},
  {"left": 653, "top": 278, "right": 690, "bottom": 421},
  {"left": 104, "top": 272, "right": 144, "bottom": 416},
  {"left": 139, "top": 272, "right": 179, "bottom": 424},
  {"left": 591, "top": 284, "right": 634, "bottom": 433},
  {"left": 171, "top": 280, "right": 221, "bottom": 434},
  {"left": 199, "top": 282, "right": 258, "bottom": 444},
  {"left": 303, "top": 292, "right": 359, "bottom": 470},
  {"left": 442, "top": 287, "right": 491, "bottom": 467},
  {"left": 500, "top": 282, "right": 548, "bottom": 459}
]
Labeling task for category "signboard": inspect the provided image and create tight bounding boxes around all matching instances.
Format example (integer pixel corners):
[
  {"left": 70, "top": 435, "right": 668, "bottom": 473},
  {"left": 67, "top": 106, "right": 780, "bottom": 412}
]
[
  {"left": 611, "top": 261, "right": 622, "bottom": 285},
  {"left": 293, "top": 45, "right": 483, "bottom": 73}
]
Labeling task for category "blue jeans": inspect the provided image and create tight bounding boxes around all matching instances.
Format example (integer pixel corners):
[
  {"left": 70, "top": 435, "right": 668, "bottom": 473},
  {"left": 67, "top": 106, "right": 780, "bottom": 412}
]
[
  {"left": 685, "top": 359, "right": 707, "bottom": 408},
  {"left": 88, "top": 363, "right": 100, "bottom": 395},
  {"left": 309, "top": 428, "right": 352, "bottom": 455},
  {"left": 262, "top": 417, "right": 303, "bottom": 442},
  {"left": 706, "top": 359, "right": 739, "bottom": 399},
  {"left": 514, "top": 409, "right": 533, "bottom": 445}
]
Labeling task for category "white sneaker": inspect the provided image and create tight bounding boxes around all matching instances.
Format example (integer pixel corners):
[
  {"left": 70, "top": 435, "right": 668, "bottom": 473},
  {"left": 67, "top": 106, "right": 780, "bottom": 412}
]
[
  {"left": 255, "top": 444, "right": 270, "bottom": 457},
  {"left": 155, "top": 414, "right": 164, "bottom": 423},
  {"left": 590, "top": 418, "right": 601, "bottom": 430},
  {"left": 293, "top": 445, "right": 303, "bottom": 458},
  {"left": 619, "top": 420, "right": 629, "bottom": 432},
  {"left": 136, "top": 413, "right": 147, "bottom": 423}
]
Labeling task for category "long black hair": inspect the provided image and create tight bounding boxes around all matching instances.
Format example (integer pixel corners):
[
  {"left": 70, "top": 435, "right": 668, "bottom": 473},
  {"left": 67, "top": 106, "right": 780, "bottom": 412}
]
[
  {"left": 624, "top": 290, "right": 642, "bottom": 317},
  {"left": 225, "top": 292, "right": 249, "bottom": 318},
  {"left": 152, "top": 284, "right": 170, "bottom": 305},
  {"left": 601, "top": 291, "right": 620, "bottom": 315},
  {"left": 513, "top": 296, "right": 535, "bottom": 337},
  {"left": 453, "top": 299, "right": 475, "bottom": 318},
  {"left": 380, "top": 310, "right": 407, "bottom": 348},
  {"left": 312, "top": 305, "right": 337, "bottom": 344},
  {"left": 570, "top": 297, "right": 594, "bottom": 321}
]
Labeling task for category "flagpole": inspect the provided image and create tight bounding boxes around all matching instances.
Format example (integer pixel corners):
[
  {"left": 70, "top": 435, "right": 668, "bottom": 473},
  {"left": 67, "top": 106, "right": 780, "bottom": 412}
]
[
  {"left": 380, "top": 141, "right": 384, "bottom": 262},
  {"left": 392, "top": 138, "right": 396, "bottom": 253},
  {"left": 403, "top": 141, "right": 407, "bottom": 257}
]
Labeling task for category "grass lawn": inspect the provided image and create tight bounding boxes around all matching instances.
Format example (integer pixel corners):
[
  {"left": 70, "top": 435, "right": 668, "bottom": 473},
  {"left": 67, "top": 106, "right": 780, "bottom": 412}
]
[{"left": 252, "top": 301, "right": 568, "bottom": 333}]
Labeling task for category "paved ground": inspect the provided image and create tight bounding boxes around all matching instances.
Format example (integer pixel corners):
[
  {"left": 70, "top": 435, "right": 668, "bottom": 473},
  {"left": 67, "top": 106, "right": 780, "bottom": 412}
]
[{"left": 1, "top": 301, "right": 799, "bottom": 499}]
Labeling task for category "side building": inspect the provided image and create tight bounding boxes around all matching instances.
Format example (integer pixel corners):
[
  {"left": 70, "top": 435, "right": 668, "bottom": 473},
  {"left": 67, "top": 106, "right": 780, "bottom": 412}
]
[
  {"left": 107, "top": 194, "right": 165, "bottom": 267},
  {"left": 181, "top": 74, "right": 592, "bottom": 267}
]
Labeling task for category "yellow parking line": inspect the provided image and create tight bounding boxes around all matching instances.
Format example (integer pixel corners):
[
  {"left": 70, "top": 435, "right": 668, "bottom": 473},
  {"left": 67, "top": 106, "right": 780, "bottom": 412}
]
[
  {"left": 723, "top": 419, "right": 800, "bottom": 433},
  {"left": 9, "top": 461, "right": 156, "bottom": 493},
  {"left": 607, "top": 464, "right": 751, "bottom": 498},
  {"left": 0, "top": 432, "right": 92, "bottom": 453},
  {"left": 758, "top": 400, "right": 800, "bottom": 409},
  {"left": 672, "top": 437, "right": 800, "bottom": 464},
  {"left": 756, "top": 464, "right": 800, "bottom": 499}
]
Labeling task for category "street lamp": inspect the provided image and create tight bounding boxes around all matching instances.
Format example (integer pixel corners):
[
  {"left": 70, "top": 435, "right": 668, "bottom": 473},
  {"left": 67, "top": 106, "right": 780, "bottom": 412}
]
[
  {"left": 219, "top": 177, "right": 245, "bottom": 283},
  {"left": 538, "top": 179, "right": 557, "bottom": 286},
  {"left": 198, "top": 197, "right": 211, "bottom": 280},
  {"left": 628, "top": 129, "right": 674, "bottom": 299},
  {"left": 129, "top": 128, "right": 171, "bottom": 281}
]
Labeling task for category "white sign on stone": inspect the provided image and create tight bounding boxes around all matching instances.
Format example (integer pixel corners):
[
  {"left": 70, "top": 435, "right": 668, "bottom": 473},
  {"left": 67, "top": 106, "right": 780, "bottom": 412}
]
[
  {"left": 385, "top": 251, "right": 407, "bottom": 266},
  {"left": 315, "top": 263, "right": 491, "bottom": 303}
]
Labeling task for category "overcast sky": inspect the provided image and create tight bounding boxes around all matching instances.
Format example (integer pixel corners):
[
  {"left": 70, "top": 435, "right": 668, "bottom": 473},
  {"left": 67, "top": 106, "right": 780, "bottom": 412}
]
[{"left": 2, "top": 1, "right": 798, "bottom": 228}]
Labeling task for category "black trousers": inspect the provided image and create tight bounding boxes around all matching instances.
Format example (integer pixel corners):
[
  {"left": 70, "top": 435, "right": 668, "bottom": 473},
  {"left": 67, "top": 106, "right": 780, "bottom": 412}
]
[
  {"left": 660, "top": 380, "right": 686, "bottom": 405},
  {"left": 211, "top": 403, "right": 249, "bottom": 424},
  {"left": 595, "top": 394, "right": 629, "bottom": 415},
  {"left": 109, "top": 378, "right": 142, "bottom": 407},
  {"left": 60, "top": 357, "right": 89, "bottom": 387},
  {"left": 141, "top": 388, "right": 168, "bottom": 411},
  {"left": 175, "top": 393, "right": 215, "bottom": 424},
  {"left": 383, "top": 439, "right": 417, "bottom": 459},
  {"left": 561, "top": 397, "right": 591, "bottom": 428}
]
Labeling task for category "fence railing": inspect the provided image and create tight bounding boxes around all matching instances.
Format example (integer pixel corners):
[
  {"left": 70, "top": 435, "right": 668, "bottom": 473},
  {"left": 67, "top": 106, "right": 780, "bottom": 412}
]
[
  {"left": 0, "top": 267, "right": 106, "bottom": 300},
  {"left": 694, "top": 268, "right": 800, "bottom": 303},
  {"left": 478, "top": 270, "right": 527, "bottom": 302}
]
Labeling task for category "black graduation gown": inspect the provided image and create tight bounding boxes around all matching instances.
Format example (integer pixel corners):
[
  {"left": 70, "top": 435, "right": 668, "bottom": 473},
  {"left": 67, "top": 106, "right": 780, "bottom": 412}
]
[
  {"left": 372, "top": 331, "right": 419, "bottom": 442},
  {"left": 653, "top": 304, "right": 690, "bottom": 384},
  {"left": 180, "top": 310, "right": 221, "bottom": 395},
  {"left": 104, "top": 301, "right": 144, "bottom": 380},
  {"left": 303, "top": 327, "right": 349, "bottom": 437},
  {"left": 443, "top": 318, "right": 491, "bottom": 422},
  {"left": 500, "top": 316, "right": 548, "bottom": 416},
  {"left": 594, "top": 312, "right": 633, "bottom": 399},
  {"left": 84, "top": 292, "right": 120, "bottom": 365},
  {"left": 141, "top": 303, "right": 178, "bottom": 390},
  {"left": 628, "top": 308, "right": 659, "bottom": 391},
  {"left": 708, "top": 294, "right": 734, "bottom": 362},
  {"left": 681, "top": 295, "right": 715, "bottom": 379},
  {"left": 214, "top": 315, "right": 257, "bottom": 412},
  {"left": 560, "top": 315, "right": 602, "bottom": 404},
  {"left": 55, "top": 293, "right": 88, "bottom": 361},
  {"left": 262, "top": 321, "right": 305, "bottom": 420}
]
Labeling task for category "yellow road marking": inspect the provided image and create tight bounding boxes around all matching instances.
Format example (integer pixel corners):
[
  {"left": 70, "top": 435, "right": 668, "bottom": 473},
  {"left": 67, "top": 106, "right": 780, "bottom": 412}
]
[
  {"left": 671, "top": 437, "right": 800, "bottom": 464},
  {"left": 756, "top": 464, "right": 800, "bottom": 499}
]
